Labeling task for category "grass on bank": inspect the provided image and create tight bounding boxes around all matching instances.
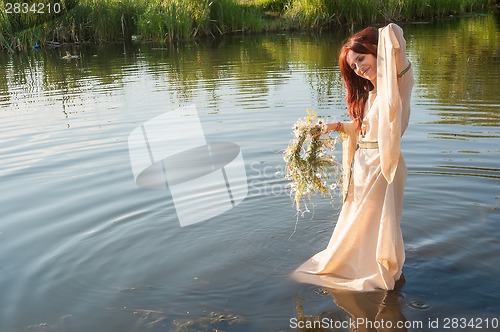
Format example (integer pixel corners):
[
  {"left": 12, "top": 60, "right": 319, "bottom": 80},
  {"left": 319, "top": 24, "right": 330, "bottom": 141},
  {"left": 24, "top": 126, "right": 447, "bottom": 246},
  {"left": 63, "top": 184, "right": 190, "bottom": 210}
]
[{"left": 0, "top": 0, "right": 496, "bottom": 51}]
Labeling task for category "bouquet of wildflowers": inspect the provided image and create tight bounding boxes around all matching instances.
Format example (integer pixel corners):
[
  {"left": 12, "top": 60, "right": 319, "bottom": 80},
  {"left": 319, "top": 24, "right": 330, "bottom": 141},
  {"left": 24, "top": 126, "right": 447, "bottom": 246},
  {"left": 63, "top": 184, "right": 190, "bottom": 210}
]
[{"left": 283, "top": 109, "right": 341, "bottom": 215}]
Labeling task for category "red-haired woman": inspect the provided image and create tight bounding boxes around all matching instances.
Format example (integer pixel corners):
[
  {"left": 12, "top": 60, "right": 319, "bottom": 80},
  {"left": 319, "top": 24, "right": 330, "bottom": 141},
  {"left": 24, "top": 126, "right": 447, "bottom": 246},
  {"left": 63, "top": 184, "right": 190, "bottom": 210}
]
[{"left": 293, "top": 23, "right": 414, "bottom": 291}]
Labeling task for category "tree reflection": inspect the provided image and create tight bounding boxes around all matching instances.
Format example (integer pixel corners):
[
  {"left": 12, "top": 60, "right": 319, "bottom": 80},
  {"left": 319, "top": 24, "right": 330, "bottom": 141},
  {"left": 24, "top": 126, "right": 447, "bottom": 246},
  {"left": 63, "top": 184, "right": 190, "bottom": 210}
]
[
  {"left": 0, "top": 15, "right": 497, "bottom": 126},
  {"left": 407, "top": 15, "right": 499, "bottom": 126}
]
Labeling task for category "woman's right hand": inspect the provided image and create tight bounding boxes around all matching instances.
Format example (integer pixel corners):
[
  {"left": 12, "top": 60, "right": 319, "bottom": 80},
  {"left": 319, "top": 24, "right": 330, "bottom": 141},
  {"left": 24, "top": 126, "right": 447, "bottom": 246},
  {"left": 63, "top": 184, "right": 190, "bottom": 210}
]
[{"left": 326, "top": 122, "right": 343, "bottom": 132}]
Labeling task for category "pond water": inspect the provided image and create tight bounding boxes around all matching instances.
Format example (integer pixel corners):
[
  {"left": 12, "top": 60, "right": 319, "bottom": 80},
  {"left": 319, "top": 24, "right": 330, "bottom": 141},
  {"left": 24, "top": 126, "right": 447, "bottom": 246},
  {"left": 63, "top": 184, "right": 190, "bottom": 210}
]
[{"left": 1, "top": 14, "right": 499, "bottom": 332}]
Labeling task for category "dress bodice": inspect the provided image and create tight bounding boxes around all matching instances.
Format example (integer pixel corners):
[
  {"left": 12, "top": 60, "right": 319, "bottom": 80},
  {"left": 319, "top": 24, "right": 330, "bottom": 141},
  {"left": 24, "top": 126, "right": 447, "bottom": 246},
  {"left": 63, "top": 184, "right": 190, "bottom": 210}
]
[{"left": 360, "top": 90, "right": 379, "bottom": 142}]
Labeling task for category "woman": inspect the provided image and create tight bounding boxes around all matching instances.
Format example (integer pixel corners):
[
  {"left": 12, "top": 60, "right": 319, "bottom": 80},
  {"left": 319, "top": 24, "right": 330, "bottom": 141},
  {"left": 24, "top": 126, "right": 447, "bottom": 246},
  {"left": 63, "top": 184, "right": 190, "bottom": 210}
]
[{"left": 293, "top": 23, "right": 414, "bottom": 291}]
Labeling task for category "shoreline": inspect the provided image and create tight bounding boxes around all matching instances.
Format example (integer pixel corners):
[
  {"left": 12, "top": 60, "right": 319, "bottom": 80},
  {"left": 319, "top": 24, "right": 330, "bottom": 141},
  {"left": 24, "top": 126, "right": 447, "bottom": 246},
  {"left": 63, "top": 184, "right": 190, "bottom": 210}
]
[{"left": 0, "top": 0, "right": 497, "bottom": 52}]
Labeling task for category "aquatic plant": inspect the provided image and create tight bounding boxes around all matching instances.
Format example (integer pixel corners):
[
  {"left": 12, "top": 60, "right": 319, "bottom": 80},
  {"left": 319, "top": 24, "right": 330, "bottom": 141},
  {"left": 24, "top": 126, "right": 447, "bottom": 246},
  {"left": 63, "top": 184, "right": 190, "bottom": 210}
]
[
  {"left": 0, "top": 0, "right": 495, "bottom": 51},
  {"left": 137, "top": 0, "right": 202, "bottom": 41},
  {"left": 283, "top": 0, "right": 495, "bottom": 27}
]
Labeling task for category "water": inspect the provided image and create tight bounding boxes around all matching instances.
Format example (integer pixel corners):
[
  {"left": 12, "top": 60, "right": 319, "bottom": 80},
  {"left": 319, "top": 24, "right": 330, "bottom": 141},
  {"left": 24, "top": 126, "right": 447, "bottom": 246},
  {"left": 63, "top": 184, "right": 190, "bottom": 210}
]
[{"left": 1, "top": 15, "right": 499, "bottom": 331}]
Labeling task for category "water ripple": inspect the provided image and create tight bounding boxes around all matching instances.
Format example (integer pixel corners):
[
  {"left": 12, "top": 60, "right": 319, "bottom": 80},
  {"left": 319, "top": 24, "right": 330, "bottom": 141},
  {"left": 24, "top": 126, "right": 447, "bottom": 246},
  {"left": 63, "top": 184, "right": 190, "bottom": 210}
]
[{"left": 411, "top": 165, "right": 500, "bottom": 179}]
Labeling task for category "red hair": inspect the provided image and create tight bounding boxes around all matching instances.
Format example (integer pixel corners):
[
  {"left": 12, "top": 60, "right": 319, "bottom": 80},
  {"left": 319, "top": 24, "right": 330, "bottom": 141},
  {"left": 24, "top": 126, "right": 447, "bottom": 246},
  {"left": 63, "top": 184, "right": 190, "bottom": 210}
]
[{"left": 339, "top": 27, "right": 378, "bottom": 130}]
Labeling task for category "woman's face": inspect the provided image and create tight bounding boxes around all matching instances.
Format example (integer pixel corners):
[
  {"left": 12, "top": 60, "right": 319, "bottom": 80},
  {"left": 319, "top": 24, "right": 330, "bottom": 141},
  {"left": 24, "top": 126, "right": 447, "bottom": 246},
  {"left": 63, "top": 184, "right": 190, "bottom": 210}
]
[{"left": 346, "top": 50, "right": 377, "bottom": 86}]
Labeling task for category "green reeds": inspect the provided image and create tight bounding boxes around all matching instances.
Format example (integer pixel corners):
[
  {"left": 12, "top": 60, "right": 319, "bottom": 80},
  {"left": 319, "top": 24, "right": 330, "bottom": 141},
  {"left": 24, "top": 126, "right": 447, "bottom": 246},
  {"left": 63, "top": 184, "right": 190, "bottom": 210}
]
[
  {"left": 68, "top": 0, "right": 144, "bottom": 41},
  {"left": 0, "top": 0, "right": 77, "bottom": 51},
  {"left": 136, "top": 0, "right": 262, "bottom": 42},
  {"left": 137, "top": 0, "right": 206, "bottom": 41},
  {"left": 0, "top": 0, "right": 495, "bottom": 52},
  {"left": 284, "top": 0, "right": 495, "bottom": 28},
  {"left": 0, "top": 0, "right": 145, "bottom": 51}
]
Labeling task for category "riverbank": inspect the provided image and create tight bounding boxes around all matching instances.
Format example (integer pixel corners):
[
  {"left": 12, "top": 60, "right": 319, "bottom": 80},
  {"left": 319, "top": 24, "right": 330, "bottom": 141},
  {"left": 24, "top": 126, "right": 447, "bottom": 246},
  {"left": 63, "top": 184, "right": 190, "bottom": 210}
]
[{"left": 0, "top": 0, "right": 496, "bottom": 51}]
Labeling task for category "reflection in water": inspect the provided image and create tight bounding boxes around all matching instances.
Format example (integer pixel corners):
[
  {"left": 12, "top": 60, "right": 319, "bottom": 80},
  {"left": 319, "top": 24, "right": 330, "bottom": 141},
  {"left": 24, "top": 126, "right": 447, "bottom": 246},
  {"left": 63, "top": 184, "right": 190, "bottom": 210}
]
[
  {"left": 296, "top": 280, "right": 408, "bottom": 332},
  {"left": 409, "top": 15, "right": 499, "bottom": 127},
  {"left": 332, "top": 289, "right": 407, "bottom": 332},
  {"left": 0, "top": 15, "right": 498, "bottom": 128}
]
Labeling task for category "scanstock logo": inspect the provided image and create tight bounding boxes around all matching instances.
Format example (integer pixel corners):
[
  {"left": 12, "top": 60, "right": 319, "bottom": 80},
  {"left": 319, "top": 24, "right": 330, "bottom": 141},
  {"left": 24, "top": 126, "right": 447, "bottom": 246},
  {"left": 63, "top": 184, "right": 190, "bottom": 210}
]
[{"left": 128, "top": 105, "right": 248, "bottom": 227}]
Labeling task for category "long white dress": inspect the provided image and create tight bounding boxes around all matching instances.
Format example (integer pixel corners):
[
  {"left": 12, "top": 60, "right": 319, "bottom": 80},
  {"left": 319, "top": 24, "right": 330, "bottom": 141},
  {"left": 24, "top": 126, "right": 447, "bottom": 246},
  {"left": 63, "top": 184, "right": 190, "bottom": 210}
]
[{"left": 293, "top": 23, "right": 414, "bottom": 291}]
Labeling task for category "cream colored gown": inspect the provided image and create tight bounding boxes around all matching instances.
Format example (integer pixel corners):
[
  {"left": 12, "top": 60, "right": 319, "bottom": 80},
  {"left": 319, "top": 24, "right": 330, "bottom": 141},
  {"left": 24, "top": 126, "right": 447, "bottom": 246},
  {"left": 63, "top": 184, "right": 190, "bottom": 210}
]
[{"left": 293, "top": 23, "right": 414, "bottom": 291}]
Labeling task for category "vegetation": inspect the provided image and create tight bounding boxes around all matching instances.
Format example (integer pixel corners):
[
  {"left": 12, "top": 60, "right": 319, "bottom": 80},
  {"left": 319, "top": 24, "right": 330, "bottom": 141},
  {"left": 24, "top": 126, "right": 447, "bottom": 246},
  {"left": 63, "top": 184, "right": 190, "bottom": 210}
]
[{"left": 0, "top": 0, "right": 496, "bottom": 51}]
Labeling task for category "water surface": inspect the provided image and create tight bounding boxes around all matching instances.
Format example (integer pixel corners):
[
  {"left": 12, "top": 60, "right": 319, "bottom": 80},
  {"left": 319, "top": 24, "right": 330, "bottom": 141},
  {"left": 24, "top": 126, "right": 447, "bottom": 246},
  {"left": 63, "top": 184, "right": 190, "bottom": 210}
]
[{"left": 1, "top": 15, "right": 499, "bottom": 331}]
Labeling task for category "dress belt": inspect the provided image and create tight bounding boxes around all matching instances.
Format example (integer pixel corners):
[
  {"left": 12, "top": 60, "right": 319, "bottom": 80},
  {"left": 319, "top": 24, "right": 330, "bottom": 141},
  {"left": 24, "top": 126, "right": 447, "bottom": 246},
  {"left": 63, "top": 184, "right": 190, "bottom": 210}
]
[{"left": 357, "top": 141, "right": 379, "bottom": 149}]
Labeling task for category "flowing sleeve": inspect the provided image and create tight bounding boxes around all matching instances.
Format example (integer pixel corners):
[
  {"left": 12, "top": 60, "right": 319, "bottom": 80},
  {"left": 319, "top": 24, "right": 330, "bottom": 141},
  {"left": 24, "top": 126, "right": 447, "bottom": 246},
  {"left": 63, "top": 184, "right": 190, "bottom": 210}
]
[
  {"left": 376, "top": 23, "right": 412, "bottom": 184},
  {"left": 341, "top": 121, "right": 358, "bottom": 202}
]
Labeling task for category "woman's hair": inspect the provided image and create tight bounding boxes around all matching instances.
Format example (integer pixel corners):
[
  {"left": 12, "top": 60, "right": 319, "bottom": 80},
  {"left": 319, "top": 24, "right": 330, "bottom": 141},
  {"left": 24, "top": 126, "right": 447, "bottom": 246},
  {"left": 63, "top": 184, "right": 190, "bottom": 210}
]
[{"left": 339, "top": 27, "right": 378, "bottom": 130}]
